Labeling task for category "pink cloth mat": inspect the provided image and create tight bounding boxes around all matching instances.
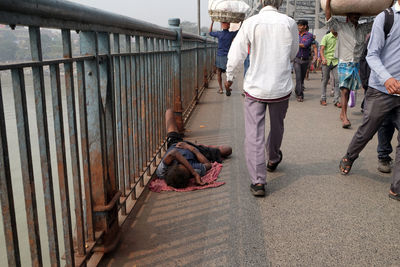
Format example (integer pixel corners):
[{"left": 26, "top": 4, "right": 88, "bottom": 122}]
[{"left": 149, "top": 162, "right": 224, "bottom": 192}]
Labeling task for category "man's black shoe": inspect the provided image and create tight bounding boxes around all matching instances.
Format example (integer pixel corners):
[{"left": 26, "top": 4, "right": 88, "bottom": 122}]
[
  {"left": 267, "top": 150, "right": 283, "bottom": 172},
  {"left": 250, "top": 184, "right": 265, "bottom": 197}
]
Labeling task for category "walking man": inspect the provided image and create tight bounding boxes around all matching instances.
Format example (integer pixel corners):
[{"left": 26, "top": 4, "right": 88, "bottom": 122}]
[
  {"left": 294, "top": 20, "right": 313, "bottom": 102},
  {"left": 339, "top": 1, "right": 400, "bottom": 201},
  {"left": 209, "top": 21, "right": 238, "bottom": 96},
  {"left": 325, "top": 0, "right": 373, "bottom": 128},
  {"left": 320, "top": 28, "right": 340, "bottom": 107},
  {"left": 225, "top": 0, "right": 298, "bottom": 196}
]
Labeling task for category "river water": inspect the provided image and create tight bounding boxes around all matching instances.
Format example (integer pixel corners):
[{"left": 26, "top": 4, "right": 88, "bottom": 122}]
[{"left": 0, "top": 69, "right": 81, "bottom": 266}]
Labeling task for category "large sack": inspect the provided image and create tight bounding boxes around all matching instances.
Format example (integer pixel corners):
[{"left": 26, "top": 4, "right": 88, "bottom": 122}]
[
  {"left": 208, "top": 0, "right": 250, "bottom": 23},
  {"left": 320, "top": 0, "right": 393, "bottom": 16}
]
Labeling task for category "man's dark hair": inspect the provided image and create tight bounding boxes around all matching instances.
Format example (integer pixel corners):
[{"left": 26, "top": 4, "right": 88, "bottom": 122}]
[
  {"left": 165, "top": 163, "right": 190, "bottom": 188},
  {"left": 262, "top": 0, "right": 283, "bottom": 9},
  {"left": 297, "top": 20, "right": 308, "bottom": 26}
]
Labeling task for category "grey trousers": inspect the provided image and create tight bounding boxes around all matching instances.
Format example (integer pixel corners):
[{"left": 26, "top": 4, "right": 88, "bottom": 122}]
[
  {"left": 244, "top": 97, "right": 289, "bottom": 185},
  {"left": 294, "top": 57, "right": 309, "bottom": 97},
  {"left": 321, "top": 63, "right": 340, "bottom": 103},
  {"left": 346, "top": 87, "right": 400, "bottom": 194}
]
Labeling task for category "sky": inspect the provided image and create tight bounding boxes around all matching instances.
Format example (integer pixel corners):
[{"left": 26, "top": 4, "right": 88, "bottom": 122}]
[{"left": 68, "top": 0, "right": 213, "bottom": 29}]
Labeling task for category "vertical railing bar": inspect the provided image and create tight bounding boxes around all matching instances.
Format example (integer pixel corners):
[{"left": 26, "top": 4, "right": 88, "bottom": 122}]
[
  {"left": 129, "top": 49, "right": 137, "bottom": 199},
  {"left": 140, "top": 38, "right": 146, "bottom": 186},
  {"left": 98, "top": 32, "right": 118, "bottom": 203},
  {"left": 163, "top": 39, "right": 168, "bottom": 122},
  {"left": 113, "top": 33, "right": 125, "bottom": 198},
  {"left": 29, "top": 26, "right": 60, "bottom": 266},
  {"left": 11, "top": 68, "right": 43, "bottom": 266},
  {"left": 155, "top": 39, "right": 161, "bottom": 150},
  {"left": 49, "top": 63, "right": 74, "bottom": 267},
  {"left": 160, "top": 41, "right": 165, "bottom": 141},
  {"left": 120, "top": 36, "right": 129, "bottom": 206},
  {"left": 160, "top": 40, "right": 164, "bottom": 146},
  {"left": 76, "top": 60, "right": 94, "bottom": 242},
  {"left": 149, "top": 38, "right": 155, "bottom": 164},
  {"left": 143, "top": 37, "right": 150, "bottom": 176},
  {"left": 126, "top": 35, "right": 134, "bottom": 190},
  {"left": 62, "top": 29, "right": 85, "bottom": 259},
  {"left": 81, "top": 31, "right": 112, "bottom": 243},
  {"left": 133, "top": 36, "right": 140, "bottom": 195},
  {"left": 135, "top": 36, "right": 143, "bottom": 183},
  {"left": 0, "top": 76, "right": 21, "bottom": 267}
]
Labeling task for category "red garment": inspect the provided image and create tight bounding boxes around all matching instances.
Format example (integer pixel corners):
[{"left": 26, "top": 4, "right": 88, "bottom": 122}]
[{"left": 149, "top": 162, "right": 224, "bottom": 192}]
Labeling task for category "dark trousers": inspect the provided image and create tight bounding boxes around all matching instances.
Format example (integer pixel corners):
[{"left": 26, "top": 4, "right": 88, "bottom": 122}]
[
  {"left": 294, "top": 57, "right": 309, "bottom": 97},
  {"left": 346, "top": 87, "right": 400, "bottom": 194},
  {"left": 377, "top": 113, "right": 395, "bottom": 161}
]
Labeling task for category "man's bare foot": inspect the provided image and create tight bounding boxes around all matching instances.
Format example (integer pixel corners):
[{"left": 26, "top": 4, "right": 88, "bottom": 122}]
[{"left": 342, "top": 119, "right": 351, "bottom": 129}]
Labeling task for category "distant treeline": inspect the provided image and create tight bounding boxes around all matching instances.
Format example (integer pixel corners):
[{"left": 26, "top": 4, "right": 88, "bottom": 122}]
[{"left": 0, "top": 22, "right": 208, "bottom": 64}]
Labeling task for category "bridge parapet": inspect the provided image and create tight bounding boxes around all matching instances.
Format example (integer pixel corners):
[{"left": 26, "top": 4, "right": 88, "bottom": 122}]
[{"left": 0, "top": 1, "right": 216, "bottom": 266}]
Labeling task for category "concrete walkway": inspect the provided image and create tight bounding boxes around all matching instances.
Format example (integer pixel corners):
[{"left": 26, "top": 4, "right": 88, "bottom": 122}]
[{"left": 100, "top": 71, "right": 400, "bottom": 266}]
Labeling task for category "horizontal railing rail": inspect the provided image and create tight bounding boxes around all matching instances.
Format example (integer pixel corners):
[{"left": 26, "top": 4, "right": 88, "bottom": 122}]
[{"left": 0, "top": 0, "right": 217, "bottom": 266}]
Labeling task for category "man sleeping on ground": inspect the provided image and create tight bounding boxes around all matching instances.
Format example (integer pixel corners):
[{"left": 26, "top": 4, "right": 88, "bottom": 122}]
[{"left": 156, "top": 109, "right": 232, "bottom": 188}]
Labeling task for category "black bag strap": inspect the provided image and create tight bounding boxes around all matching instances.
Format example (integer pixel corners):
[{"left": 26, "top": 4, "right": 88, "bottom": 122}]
[{"left": 384, "top": 7, "right": 394, "bottom": 40}]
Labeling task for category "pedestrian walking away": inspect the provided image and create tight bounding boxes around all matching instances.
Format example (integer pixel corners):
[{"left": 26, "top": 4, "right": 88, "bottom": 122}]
[
  {"left": 325, "top": 0, "right": 373, "bottom": 128},
  {"left": 209, "top": 20, "right": 238, "bottom": 96},
  {"left": 294, "top": 20, "right": 313, "bottom": 102},
  {"left": 320, "top": 28, "right": 340, "bottom": 107},
  {"left": 339, "top": 1, "right": 400, "bottom": 201},
  {"left": 225, "top": 0, "right": 299, "bottom": 197}
]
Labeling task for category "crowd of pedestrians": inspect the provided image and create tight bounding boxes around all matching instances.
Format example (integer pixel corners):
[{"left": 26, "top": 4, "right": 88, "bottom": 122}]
[
  {"left": 224, "top": 0, "right": 400, "bottom": 200},
  {"left": 157, "top": 0, "right": 400, "bottom": 202}
]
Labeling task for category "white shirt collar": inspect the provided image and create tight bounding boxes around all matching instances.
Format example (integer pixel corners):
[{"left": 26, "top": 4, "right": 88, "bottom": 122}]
[
  {"left": 395, "top": 1, "right": 400, "bottom": 12},
  {"left": 260, "top": 5, "right": 278, "bottom": 13}
]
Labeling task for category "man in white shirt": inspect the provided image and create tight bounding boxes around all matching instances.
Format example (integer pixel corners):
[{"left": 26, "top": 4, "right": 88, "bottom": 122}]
[{"left": 224, "top": 0, "right": 299, "bottom": 197}]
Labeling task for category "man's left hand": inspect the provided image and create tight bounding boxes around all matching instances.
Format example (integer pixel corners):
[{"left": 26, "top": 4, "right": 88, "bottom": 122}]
[
  {"left": 176, "top": 142, "right": 191, "bottom": 150},
  {"left": 225, "top": 80, "right": 233, "bottom": 90}
]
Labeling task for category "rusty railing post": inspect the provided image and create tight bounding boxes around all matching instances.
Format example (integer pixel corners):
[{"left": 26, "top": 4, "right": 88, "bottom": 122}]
[
  {"left": 168, "top": 18, "right": 184, "bottom": 133},
  {"left": 80, "top": 31, "right": 120, "bottom": 253},
  {"left": 194, "top": 39, "right": 199, "bottom": 104},
  {"left": 201, "top": 32, "right": 209, "bottom": 89}
]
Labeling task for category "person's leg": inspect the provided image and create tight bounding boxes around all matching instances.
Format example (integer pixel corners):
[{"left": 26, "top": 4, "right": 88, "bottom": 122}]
[
  {"left": 321, "top": 64, "right": 330, "bottom": 103},
  {"left": 346, "top": 88, "right": 394, "bottom": 161},
  {"left": 377, "top": 112, "right": 395, "bottom": 173},
  {"left": 389, "top": 102, "right": 400, "bottom": 197},
  {"left": 206, "top": 145, "right": 232, "bottom": 158},
  {"left": 331, "top": 65, "right": 341, "bottom": 105},
  {"left": 293, "top": 59, "right": 303, "bottom": 99},
  {"left": 266, "top": 99, "right": 289, "bottom": 164},
  {"left": 217, "top": 68, "right": 223, "bottom": 93},
  {"left": 299, "top": 61, "right": 309, "bottom": 98},
  {"left": 165, "top": 108, "right": 178, "bottom": 134},
  {"left": 244, "top": 97, "right": 267, "bottom": 185},
  {"left": 377, "top": 113, "right": 395, "bottom": 161},
  {"left": 340, "top": 88, "right": 350, "bottom": 127}
]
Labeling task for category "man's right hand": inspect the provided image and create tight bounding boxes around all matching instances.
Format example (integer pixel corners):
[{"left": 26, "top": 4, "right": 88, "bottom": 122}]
[{"left": 385, "top": 78, "right": 400, "bottom": 94}]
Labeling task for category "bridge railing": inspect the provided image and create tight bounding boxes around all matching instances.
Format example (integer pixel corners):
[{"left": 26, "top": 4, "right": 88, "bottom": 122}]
[{"left": 0, "top": 0, "right": 216, "bottom": 266}]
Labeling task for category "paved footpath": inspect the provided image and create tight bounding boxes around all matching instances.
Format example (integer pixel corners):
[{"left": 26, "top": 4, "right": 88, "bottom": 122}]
[{"left": 100, "top": 71, "right": 400, "bottom": 266}]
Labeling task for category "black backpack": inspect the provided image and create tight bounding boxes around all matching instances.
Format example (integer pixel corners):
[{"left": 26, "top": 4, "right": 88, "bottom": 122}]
[{"left": 360, "top": 8, "right": 394, "bottom": 89}]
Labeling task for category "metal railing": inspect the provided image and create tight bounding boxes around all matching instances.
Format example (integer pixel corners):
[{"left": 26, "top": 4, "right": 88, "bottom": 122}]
[{"left": 0, "top": 0, "right": 216, "bottom": 266}]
